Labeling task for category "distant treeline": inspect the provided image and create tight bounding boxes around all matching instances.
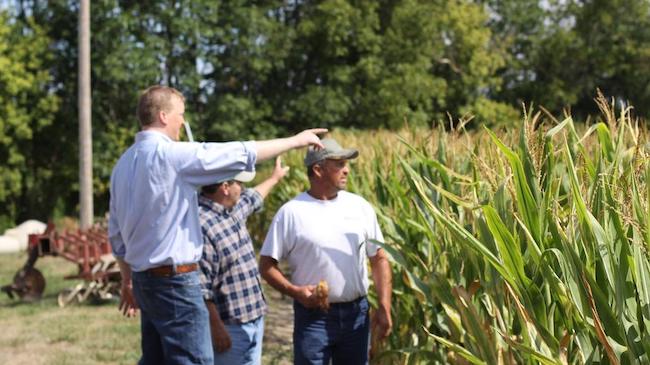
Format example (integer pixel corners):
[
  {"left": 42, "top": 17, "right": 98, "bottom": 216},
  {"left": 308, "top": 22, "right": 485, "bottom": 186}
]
[{"left": 1, "top": 0, "right": 649, "bottom": 228}]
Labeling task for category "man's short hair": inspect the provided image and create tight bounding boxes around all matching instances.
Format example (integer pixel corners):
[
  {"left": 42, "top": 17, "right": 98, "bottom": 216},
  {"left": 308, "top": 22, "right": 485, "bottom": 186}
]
[
  {"left": 201, "top": 183, "right": 222, "bottom": 195},
  {"left": 137, "top": 85, "right": 185, "bottom": 127}
]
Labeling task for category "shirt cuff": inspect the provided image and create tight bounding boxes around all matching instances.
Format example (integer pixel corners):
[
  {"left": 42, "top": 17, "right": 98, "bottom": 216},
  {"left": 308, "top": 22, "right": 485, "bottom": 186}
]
[
  {"left": 202, "top": 288, "right": 214, "bottom": 301},
  {"left": 249, "top": 189, "right": 264, "bottom": 210},
  {"left": 241, "top": 141, "right": 257, "bottom": 171},
  {"left": 109, "top": 240, "right": 126, "bottom": 258}
]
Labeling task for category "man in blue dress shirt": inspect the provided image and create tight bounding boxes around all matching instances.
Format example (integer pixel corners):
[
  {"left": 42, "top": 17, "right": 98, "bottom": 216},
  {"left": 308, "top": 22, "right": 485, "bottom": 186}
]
[{"left": 108, "top": 85, "right": 325, "bottom": 365}]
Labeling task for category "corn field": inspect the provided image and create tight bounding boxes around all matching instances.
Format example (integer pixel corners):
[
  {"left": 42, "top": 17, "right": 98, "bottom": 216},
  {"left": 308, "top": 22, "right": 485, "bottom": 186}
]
[{"left": 250, "top": 97, "right": 650, "bottom": 364}]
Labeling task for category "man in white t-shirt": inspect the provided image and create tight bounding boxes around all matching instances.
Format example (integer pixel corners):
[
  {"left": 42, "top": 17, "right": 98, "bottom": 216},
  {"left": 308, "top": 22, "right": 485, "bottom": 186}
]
[{"left": 259, "top": 138, "right": 392, "bottom": 365}]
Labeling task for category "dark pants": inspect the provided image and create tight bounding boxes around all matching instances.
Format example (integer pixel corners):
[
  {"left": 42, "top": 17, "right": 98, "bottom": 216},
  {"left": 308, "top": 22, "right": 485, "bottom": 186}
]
[
  {"left": 132, "top": 270, "right": 213, "bottom": 365},
  {"left": 293, "top": 296, "right": 370, "bottom": 365}
]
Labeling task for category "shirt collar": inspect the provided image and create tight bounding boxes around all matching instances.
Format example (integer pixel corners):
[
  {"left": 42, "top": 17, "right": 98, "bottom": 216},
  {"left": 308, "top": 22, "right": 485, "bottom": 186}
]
[
  {"left": 135, "top": 130, "right": 173, "bottom": 143},
  {"left": 199, "top": 195, "right": 229, "bottom": 215}
]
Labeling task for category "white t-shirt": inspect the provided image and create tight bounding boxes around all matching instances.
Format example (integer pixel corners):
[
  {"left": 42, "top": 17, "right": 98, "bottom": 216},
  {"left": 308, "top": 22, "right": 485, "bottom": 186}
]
[{"left": 260, "top": 191, "right": 384, "bottom": 302}]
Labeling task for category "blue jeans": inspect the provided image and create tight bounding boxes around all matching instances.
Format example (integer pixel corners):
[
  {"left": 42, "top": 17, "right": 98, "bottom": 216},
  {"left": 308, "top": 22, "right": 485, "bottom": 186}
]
[
  {"left": 293, "top": 296, "right": 370, "bottom": 365},
  {"left": 132, "top": 270, "right": 213, "bottom": 365},
  {"left": 213, "top": 316, "right": 264, "bottom": 365}
]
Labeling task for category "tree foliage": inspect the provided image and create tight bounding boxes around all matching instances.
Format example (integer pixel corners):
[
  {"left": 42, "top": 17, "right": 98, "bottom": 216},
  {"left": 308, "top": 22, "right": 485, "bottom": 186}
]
[
  {"left": 0, "top": 10, "right": 58, "bottom": 228},
  {"left": 485, "top": 0, "right": 650, "bottom": 118},
  {"left": 1, "top": 0, "right": 650, "bottom": 228}
]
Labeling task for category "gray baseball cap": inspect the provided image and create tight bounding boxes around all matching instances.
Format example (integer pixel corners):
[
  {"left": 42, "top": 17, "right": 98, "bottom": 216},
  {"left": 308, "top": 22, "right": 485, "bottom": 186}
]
[{"left": 304, "top": 138, "right": 359, "bottom": 167}]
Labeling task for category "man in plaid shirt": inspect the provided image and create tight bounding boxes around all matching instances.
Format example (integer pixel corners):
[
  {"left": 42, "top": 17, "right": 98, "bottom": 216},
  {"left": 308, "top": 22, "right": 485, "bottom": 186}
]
[{"left": 199, "top": 157, "right": 289, "bottom": 365}]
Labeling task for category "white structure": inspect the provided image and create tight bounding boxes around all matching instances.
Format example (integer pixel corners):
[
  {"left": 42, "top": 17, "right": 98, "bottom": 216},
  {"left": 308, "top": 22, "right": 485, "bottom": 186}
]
[
  {"left": 0, "top": 220, "right": 47, "bottom": 253},
  {"left": 0, "top": 235, "right": 21, "bottom": 254}
]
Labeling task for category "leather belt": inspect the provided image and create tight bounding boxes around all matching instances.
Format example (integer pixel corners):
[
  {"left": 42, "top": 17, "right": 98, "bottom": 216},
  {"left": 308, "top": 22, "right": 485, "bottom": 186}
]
[
  {"left": 330, "top": 296, "right": 366, "bottom": 306},
  {"left": 146, "top": 263, "right": 198, "bottom": 277}
]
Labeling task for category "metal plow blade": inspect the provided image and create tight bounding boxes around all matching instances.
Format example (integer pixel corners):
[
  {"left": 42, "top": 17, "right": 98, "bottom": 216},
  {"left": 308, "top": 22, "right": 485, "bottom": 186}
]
[{"left": 1, "top": 267, "right": 46, "bottom": 301}]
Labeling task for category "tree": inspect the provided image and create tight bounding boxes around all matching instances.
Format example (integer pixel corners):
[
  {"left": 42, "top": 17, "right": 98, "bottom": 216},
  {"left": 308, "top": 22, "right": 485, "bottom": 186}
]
[
  {"left": 363, "top": 0, "right": 517, "bottom": 127},
  {"left": 570, "top": 0, "right": 650, "bottom": 117},
  {"left": 0, "top": 10, "right": 59, "bottom": 229},
  {"left": 265, "top": 0, "right": 515, "bottom": 129},
  {"left": 484, "top": 0, "right": 650, "bottom": 119},
  {"left": 21, "top": 0, "right": 650, "bottom": 226}
]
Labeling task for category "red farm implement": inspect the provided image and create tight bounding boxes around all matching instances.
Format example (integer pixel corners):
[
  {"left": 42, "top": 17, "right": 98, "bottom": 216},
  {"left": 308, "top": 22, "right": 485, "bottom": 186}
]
[{"left": 1, "top": 223, "right": 121, "bottom": 307}]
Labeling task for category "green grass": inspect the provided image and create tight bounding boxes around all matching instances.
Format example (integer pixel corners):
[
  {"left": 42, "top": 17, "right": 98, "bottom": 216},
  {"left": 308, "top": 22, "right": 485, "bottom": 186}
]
[
  {"left": 0, "top": 252, "right": 293, "bottom": 365},
  {"left": 0, "top": 252, "right": 140, "bottom": 365}
]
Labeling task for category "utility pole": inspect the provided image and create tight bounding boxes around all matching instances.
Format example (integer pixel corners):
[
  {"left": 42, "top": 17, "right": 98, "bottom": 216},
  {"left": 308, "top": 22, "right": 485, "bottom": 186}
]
[{"left": 78, "top": 0, "right": 93, "bottom": 229}]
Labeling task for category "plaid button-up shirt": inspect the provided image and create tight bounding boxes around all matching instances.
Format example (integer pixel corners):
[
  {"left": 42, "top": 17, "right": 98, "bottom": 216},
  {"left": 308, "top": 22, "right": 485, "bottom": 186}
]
[{"left": 198, "top": 189, "right": 266, "bottom": 324}]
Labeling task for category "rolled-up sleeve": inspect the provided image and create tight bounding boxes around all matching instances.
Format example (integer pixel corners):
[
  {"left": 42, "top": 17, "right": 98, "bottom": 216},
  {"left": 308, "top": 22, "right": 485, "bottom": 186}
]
[
  {"left": 108, "top": 223, "right": 126, "bottom": 258},
  {"left": 170, "top": 141, "right": 257, "bottom": 187},
  {"left": 199, "top": 236, "right": 219, "bottom": 301},
  {"left": 108, "top": 188, "right": 126, "bottom": 258},
  {"left": 233, "top": 189, "right": 263, "bottom": 221}
]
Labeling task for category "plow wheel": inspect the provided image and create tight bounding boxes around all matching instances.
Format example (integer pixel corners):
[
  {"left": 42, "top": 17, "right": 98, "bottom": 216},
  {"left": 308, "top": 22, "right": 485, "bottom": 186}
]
[
  {"left": 57, "top": 283, "right": 87, "bottom": 307},
  {"left": 12, "top": 267, "right": 46, "bottom": 302}
]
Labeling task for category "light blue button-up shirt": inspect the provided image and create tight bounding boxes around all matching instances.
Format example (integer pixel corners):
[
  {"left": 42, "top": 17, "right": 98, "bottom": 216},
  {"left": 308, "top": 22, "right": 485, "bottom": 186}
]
[{"left": 108, "top": 130, "right": 257, "bottom": 272}]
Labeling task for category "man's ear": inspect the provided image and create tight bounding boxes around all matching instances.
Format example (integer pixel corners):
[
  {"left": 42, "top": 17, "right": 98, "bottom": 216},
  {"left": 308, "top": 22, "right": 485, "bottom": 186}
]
[
  {"left": 312, "top": 164, "right": 323, "bottom": 178},
  {"left": 218, "top": 182, "right": 230, "bottom": 196},
  {"left": 158, "top": 109, "right": 168, "bottom": 126}
]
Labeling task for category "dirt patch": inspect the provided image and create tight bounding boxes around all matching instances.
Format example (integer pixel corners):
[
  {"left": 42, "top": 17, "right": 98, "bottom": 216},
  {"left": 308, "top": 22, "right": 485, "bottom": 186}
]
[{"left": 262, "top": 283, "right": 294, "bottom": 365}]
